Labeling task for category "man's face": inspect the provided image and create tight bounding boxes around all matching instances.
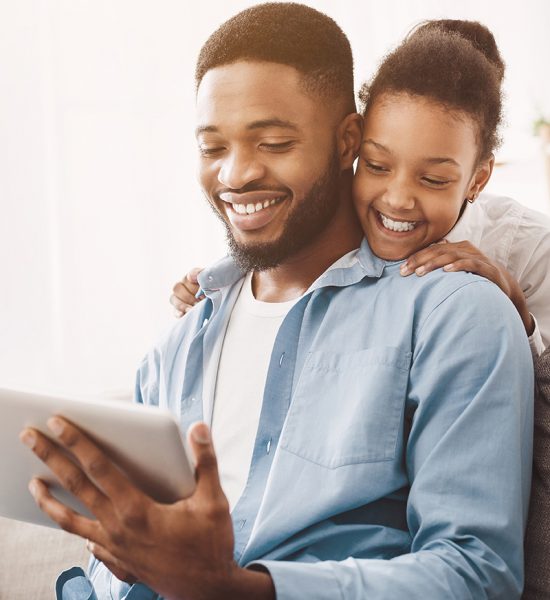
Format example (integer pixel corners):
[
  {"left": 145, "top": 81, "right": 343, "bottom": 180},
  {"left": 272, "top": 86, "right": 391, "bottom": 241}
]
[{"left": 195, "top": 61, "right": 342, "bottom": 271}]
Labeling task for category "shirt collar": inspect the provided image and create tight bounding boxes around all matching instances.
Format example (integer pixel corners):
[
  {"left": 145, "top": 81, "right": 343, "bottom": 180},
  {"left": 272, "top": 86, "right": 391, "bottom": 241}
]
[
  {"left": 198, "top": 255, "right": 244, "bottom": 294},
  {"left": 198, "top": 237, "right": 390, "bottom": 297}
]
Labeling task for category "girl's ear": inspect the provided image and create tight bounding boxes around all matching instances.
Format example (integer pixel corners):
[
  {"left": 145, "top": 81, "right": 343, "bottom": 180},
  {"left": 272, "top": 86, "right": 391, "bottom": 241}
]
[
  {"left": 337, "top": 113, "right": 364, "bottom": 171},
  {"left": 467, "top": 154, "right": 495, "bottom": 201}
]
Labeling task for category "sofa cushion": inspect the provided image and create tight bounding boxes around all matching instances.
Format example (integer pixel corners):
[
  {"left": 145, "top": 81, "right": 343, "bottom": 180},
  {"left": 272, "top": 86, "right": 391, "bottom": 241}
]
[
  {"left": 523, "top": 347, "right": 550, "bottom": 599},
  {"left": 0, "top": 517, "right": 89, "bottom": 599}
]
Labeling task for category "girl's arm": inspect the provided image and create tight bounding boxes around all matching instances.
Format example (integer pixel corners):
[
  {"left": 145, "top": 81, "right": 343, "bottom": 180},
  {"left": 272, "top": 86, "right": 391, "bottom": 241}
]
[{"left": 170, "top": 267, "right": 204, "bottom": 317}]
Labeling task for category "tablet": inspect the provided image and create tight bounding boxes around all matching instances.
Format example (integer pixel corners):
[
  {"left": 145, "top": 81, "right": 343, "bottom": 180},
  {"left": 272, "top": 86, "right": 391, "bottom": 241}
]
[{"left": 0, "top": 387, "right": 196, "bottom": 529}]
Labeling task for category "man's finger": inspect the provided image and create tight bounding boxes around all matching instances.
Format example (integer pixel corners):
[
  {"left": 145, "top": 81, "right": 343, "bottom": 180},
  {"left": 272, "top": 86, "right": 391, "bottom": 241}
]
[
  {"left": 87, "top": 540, "right": 138, "bottom": 584},
  {"left": 187, "top": 423, "right": 226, "bottom": 503},
  {"left": 44, "top": 417, "right": 140, "bottom": 506},
  {"left": 20, "top": 428, "right": 111, "bottom": 519},
  {"left": 27, "top": 477, "right": 106, "bottom": 541}
]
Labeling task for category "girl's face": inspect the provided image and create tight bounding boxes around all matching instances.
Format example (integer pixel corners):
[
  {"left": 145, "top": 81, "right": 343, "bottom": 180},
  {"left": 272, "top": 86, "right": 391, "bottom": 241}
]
[{"left": 353, "top": 93, "right": 492, "bottom": 261}]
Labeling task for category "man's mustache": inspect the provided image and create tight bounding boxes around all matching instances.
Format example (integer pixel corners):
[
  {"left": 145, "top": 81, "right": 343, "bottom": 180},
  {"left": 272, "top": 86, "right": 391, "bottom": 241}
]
[{"left": 214, "top": 183, "right": 291, "bottom": 199}]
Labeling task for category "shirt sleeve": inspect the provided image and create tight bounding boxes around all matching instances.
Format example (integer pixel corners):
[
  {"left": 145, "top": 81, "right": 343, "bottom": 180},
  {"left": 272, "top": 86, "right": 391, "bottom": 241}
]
[
  {"left": 529, "top": 314, "right": 545, "bottom": 357},
  {"left": 510, "top": 212, "right": 550, "bottom": 351},
  {"left": 55, "top": 564, "right": 160, "bottom": 600},
  {"left": 251, "top": 279, "right": 534, "bottom": 599}
]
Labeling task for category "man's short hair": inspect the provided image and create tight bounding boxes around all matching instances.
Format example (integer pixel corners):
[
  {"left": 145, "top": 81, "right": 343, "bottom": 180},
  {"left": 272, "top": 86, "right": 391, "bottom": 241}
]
[{"left": 195, "top": 2, "right": 356, "bottom": 113}]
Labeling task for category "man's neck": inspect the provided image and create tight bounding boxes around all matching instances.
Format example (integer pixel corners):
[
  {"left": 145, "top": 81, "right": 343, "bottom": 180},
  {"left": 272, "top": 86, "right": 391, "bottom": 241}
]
[{"left": 251, "top": 189, "right": 363, "bottom": 303}]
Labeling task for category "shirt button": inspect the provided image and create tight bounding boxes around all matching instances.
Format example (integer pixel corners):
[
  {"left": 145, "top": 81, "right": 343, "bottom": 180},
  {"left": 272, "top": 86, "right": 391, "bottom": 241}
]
[
  {"left": 238, "top": 519, "right": 246, "bottom": 531},
  {"left": 190, "top": 397, "right": 196, "bottom": 403},
  {"left": 279, "top": 352, "right": 285, "bottom": 367},
  {"left": 266, "top": 438, "right": 272, "bottom": 454}
]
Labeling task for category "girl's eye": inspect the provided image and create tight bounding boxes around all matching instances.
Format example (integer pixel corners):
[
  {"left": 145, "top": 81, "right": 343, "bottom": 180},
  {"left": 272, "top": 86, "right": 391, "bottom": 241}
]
[
  {"left": 363, "top": 160, "right": 389, "bottom": 173},
  {"left": 260, "top": 141, "right": 295, "bottom": 152},
  {"left": 422, "top": 177, "right": 451, "bottom": 187}
]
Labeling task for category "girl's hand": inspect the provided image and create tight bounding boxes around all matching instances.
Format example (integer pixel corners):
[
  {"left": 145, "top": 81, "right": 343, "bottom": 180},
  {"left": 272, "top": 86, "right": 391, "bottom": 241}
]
[
  {"left": 401, "top": 240, "right": 535, "bottom": 336},
  {"left": 170, "top": 267, "right": 205, "bottom": 318}
]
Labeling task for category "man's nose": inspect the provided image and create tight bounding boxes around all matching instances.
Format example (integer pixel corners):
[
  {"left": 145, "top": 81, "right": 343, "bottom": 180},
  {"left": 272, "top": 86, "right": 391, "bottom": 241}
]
[{"left": 217, "top": 149, "right": 266, "bottom": 189}]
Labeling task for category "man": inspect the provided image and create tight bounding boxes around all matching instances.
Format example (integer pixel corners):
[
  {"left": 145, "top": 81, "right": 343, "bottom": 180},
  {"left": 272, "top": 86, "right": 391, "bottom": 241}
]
[{"left": 21, "top": 4, "right": 533, "bottom": 598}]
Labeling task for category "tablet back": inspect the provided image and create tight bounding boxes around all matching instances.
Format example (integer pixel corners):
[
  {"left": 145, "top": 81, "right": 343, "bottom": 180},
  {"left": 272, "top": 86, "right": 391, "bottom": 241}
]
[{"left": 0, "top": 388, "right": 196, "bottom": 528}]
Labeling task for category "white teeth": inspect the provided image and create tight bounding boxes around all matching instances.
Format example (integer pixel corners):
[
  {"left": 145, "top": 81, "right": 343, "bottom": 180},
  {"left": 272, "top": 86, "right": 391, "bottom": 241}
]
[
  {"left": 380, "top": 212, "right": 417, "bottom": 232},
  {"left": 233, "top": 203, "right": 247, "bottom": 215},
  {"left": 232, "top": 197, "right": 283, "bottom": 215}
]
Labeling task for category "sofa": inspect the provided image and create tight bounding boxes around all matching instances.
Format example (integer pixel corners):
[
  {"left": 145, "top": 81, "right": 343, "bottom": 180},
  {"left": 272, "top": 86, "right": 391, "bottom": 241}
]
[{"left": 0, "top": 516, "right": 89, "bottom": 599}]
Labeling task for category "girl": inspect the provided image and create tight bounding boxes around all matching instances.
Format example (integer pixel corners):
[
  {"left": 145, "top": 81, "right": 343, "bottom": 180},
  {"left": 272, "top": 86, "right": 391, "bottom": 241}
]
[{"left": 171, "top": 19, "right": 550, "bottom": 355}]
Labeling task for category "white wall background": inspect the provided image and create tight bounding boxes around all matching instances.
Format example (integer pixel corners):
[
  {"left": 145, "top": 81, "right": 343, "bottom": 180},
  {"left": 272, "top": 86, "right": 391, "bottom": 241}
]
[{"left": 1, "top": 0, "right": 549, "bottom": 396}]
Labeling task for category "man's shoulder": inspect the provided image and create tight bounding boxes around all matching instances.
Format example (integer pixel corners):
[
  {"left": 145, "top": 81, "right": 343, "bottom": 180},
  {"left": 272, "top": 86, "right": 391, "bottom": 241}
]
[
  {"left": 380, "top": 263, "right": 498, "bottom": 314},
  {"left": 380, "top": 265, "right": 527, "bottom": 345},
  {"left": 157, "top": 255, "right": 244, "bottom": 355}
]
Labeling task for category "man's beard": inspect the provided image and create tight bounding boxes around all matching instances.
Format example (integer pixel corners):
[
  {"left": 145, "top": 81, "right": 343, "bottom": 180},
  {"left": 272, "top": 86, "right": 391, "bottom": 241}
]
[{"left": 216, "top": 148, "right": 342, "bottom": 272}]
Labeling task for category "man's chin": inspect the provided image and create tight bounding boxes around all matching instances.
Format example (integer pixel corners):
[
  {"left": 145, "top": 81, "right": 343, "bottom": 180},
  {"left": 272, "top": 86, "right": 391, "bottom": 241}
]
[{"left": 227, "top": 235, "right": 290, "bottom": 272}]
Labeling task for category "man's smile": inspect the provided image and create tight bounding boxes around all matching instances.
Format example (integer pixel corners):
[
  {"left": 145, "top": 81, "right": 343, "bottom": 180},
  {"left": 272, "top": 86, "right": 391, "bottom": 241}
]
[
  {"left": 218, "top": 190, "right": 287, "bottom": 216},
  {"left": 217, "top": 190, "right": 289, "bottom": 232}
]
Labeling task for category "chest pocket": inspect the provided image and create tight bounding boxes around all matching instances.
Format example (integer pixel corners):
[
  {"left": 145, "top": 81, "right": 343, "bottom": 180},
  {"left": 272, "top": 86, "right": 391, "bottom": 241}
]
[{"left": 279, "top": 346, "right": 411, "bottom": 468}]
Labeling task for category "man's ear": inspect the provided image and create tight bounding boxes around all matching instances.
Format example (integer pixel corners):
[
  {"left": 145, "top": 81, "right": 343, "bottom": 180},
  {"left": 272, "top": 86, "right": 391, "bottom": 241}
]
[
  {"left": 337, "top": 113, "right": 363, "bottom": 171},
  {"left": 467, "top": 154, "right": 495, "bottom": 200}
]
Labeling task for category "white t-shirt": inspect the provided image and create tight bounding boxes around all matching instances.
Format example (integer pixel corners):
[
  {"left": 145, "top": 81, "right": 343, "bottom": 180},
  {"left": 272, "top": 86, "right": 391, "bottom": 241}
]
[
  {"left": 211, "top": 272, "right": 299, "bottom": 510},
  {"left": 447, "top": 193, "right": 550, "bottom": 355}
]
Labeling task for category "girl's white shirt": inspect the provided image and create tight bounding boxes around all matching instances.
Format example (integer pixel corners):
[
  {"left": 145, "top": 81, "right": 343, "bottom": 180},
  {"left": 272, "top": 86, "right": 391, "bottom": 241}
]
[{"left": 447, "top": 193, "right": 550, "bottom": 356}]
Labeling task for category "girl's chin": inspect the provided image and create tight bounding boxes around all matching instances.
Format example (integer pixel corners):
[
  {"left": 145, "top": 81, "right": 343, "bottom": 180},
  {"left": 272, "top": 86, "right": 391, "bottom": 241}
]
[{"left": 367, "top": 238, "right": 414, "bottom": 262}]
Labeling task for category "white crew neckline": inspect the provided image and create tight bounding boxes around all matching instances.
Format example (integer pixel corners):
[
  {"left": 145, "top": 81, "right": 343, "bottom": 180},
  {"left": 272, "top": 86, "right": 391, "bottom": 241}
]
[{"left": 241, "top": 272, "right": 302, "bottom": 317}]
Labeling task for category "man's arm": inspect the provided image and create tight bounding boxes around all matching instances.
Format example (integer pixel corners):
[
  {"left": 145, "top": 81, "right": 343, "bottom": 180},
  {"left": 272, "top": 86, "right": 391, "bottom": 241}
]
[{"left": 251, "top": 280, "right": 533, "bottom": 599}]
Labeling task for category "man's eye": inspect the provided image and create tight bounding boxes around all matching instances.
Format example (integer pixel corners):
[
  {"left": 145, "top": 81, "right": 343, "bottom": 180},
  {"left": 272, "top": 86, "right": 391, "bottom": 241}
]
[
  {"left": 260, "top": 141, "right": 295, "bottom": 152},
  {"left": 199, "top": 146, "right": 225, "bottom": 157}
]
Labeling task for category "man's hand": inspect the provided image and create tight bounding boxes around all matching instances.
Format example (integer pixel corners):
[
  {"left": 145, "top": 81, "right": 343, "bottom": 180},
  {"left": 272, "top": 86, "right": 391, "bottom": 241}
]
[
  {"left": 20, "top": 420, "right": 274, "bottom": 600},
  {"left": 400, "top": 239, "right": 535, "bottom": 336},
  {"left": 170, "top": 268, "right": 204, "bottom": 318}
]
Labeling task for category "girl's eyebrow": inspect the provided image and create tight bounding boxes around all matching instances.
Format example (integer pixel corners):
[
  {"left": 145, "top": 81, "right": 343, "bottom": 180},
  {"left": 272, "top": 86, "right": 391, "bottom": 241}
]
[
  {"left": 362, "top": 138, "right": 461, "bottom": 168},
  {"left": 361, "top": 138, "right": 392, "bottom": 154},
  {"left": 424, "top": 157, "right": 460, "bottom": 167}
]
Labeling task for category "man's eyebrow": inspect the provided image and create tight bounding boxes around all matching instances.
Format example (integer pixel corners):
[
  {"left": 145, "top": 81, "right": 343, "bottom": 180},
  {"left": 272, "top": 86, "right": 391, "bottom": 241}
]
[
  {"left": 195, "top": 119, "right": 300, "bottom": 137},
  {"left": 246, "top": 118, "right": 299, "bottom": 131},
  {"left": 195, "top": 125, "right": 218, "bottom": 136}
]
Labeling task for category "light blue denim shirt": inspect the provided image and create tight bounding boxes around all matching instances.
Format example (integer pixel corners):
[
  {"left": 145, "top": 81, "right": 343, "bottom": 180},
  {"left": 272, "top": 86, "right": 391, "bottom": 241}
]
[{"left": 57, "top": 238, "right": 533, "bottom": 600}]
